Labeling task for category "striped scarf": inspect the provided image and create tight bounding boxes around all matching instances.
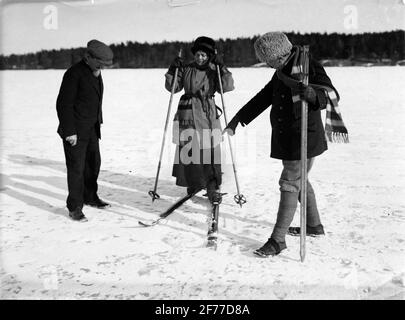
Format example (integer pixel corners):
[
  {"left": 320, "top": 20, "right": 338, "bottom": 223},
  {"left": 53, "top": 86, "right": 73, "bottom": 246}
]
[
  {"left": 312, "top": 84, "right": 349, "bottom": 143},
  {"left": 277, "top": 46, "right": 349, "bottom": 143},
  {"left": 172, "top": 91, "right": 217, "bottom": 148}
]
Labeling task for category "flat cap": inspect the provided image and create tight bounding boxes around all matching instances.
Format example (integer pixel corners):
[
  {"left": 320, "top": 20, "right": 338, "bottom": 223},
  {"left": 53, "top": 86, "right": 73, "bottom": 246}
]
[{"left": 87, "top": 39, "right": 114, "bottom": 65}]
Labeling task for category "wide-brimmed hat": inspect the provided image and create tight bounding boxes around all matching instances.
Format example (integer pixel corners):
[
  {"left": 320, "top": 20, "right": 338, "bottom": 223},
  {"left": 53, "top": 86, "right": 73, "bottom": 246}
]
[
  {"left": 191, "top": 36, "right": 216, "bottom": 55},
  {"left": 86, "top": 39, "right": 114, "bottom": 65},
  {"left": 254, "top": 32, "right": 292, "bottom": 64}
]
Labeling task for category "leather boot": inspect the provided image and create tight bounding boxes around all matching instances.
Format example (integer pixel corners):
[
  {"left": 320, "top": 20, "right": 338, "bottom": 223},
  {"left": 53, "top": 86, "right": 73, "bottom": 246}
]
[
  {"left": 288, "top": 224, "right": 325, "bottom": 237},
  {"left": 69, "top": 207, "right": 88, "bottom": 222},
  {"left": 254, "top": 238, "right": 287, "bottom": 257}
]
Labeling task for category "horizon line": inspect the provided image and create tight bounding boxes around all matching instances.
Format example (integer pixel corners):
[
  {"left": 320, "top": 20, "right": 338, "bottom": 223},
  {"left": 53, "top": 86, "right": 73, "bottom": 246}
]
[{"left": 2, "top": 29, "right": 404, "bottom": 57}]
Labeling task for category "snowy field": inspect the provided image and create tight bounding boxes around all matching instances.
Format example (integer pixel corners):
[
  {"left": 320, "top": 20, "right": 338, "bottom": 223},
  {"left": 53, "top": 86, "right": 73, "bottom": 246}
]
[{"left": 0, "top": 67, "right": 404, "bottom": 300}]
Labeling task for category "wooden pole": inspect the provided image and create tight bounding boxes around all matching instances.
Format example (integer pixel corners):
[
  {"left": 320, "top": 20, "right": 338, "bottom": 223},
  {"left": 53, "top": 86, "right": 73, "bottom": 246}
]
[
  {"left": 215, "top": 63, "right": 246, "bottom": 207},
  {"left": 149, "top": 49, "right": 182, "bottom": 202},
  {"left": 300, "top": 45, "right": 310, "bottom": 262}
]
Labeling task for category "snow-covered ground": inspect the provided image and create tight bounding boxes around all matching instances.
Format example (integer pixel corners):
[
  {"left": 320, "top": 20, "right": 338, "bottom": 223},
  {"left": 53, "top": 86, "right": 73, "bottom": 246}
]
[{"left": 0, "top": 67, "right": 404, "bottom": 299}]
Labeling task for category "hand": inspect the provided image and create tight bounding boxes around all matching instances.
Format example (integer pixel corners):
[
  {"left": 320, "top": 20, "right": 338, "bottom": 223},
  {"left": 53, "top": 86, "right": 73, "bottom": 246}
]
[
  {"left": 223, "top": 128, "right": 235, "bottom": 136},
  {"left": 65, "top": 134, "right": 77, "bottom": 146},
  {"left": 212, "top": 54, "right": 224, "bottom": 67},
  {"left": 223, "top": 115, "right": 240, "bottom": 136},
  {"left": 298, "top": 83, "right": 317, "bottom": 105},
  {"left": 168, "top": 56, "right": 184, "bottom": 74}
]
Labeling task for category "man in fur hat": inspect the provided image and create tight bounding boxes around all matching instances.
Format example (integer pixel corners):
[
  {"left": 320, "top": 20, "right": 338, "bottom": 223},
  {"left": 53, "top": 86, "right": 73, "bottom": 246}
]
[
  {"left": 56, "top": 39, "right": 113, "bottom": 222},
  {"left": 224, "top": 32, "right": 340, "bottom": 257}
]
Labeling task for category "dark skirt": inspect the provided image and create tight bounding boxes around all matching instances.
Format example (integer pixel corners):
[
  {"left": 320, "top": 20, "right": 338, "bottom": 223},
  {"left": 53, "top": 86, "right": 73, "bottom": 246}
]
[{"left": 172, "top": 144, "right": 222, "bottom": 189}]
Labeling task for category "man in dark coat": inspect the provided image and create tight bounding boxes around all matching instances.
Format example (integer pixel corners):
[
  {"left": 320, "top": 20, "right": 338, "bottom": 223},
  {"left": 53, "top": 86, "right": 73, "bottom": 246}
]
[
  {"left": 56, "top": 39, "right": 113, "bottom": 221},
  {"left": 225, "top": 32, "right": 339, "bottom": 257}
]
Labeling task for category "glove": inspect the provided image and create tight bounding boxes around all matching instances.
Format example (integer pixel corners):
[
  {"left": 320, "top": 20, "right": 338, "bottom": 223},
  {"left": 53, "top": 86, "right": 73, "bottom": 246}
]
[
  {"left": 211, "top": 54, "right": 226, "bottom": 74},
  {"left": 223, "top": 115, "right": 240, "bottom": 136},
  {"left": 168, "top": 56, "right": 184, "bottom": 74},
  {"left": 211, "top": 54, "right": 224, "bottom": 67},
  {"left": 298, "top": 83, "right": 317, "bottom": 106}
]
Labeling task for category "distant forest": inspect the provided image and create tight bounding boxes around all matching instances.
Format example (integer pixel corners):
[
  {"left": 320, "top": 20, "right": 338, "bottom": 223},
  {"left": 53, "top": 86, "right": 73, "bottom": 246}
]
[{"left": 1, "top": 30, "right": 404, "bottom": 69}]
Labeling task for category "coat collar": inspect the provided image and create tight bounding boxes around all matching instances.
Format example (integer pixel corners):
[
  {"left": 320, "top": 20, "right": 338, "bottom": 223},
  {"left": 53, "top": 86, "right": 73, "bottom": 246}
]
[{"left": 80, "top": 60, "right": 103, "bottom": 97}]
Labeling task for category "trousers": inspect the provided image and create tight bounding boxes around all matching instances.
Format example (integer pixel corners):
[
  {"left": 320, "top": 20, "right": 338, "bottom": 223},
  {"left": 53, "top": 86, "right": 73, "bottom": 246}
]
[
  {"left": 62, "top": 126, "right": 101, "bottom": 211},
  {"left": 271, "top": 157, "right": 321, "bottom": 242}
]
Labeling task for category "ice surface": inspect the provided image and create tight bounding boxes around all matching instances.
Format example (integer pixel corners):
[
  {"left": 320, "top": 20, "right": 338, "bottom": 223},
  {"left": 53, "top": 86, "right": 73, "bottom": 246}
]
[{"left": 0, "top": 67, "right": 404, "bottom": 299}]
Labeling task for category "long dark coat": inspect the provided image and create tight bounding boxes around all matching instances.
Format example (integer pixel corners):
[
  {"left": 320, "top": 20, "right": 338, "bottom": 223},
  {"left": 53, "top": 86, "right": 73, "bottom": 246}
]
[
  {"left": 236, "top": 56, "right": 338, "bottom": 160},
  {"left": 165, "top": 62, "right": 234, "bottom": 188},
  {"left": 56, "top": 60, "right": 104, "bottom": 140}
]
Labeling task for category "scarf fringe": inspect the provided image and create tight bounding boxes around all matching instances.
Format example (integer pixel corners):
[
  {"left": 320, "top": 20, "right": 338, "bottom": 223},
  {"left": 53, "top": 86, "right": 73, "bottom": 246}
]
[
  {"left": 326, "top": 131, "right": 349, "bottom": 143},
  {"left": 277, "top": 46, "right": 349, "bottom": 144}
]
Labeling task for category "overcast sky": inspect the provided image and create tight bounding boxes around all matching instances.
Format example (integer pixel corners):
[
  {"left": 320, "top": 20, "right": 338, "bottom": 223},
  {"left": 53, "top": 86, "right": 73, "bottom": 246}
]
[{"left": 1, "top": 0, "right": 404, "bottom": 55}]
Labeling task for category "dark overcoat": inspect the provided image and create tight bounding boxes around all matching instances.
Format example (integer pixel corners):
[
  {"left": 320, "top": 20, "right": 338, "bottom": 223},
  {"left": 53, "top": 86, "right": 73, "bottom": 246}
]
[
  {"left": 236, "top": 56, "right": 338, "bottom": 160},
  {"left": 56, "top": 60, "right": 104, "bottom": 140}
]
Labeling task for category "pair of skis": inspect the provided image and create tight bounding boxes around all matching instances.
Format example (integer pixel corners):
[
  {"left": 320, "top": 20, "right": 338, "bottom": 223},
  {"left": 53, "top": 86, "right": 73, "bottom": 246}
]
[
  {"left": 138, "top": 189, "right": 199, "bottom": 227},
  {"left": 138, "top": 190, "right": 220, "bottom": 249}
]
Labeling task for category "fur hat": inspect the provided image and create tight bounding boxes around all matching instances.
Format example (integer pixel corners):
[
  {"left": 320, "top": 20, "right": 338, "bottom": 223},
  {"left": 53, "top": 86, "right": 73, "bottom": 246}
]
[
  {"left": 254, "top": 32, "right": 292, "bottom": 63},
  {"left": 87, "top": 39, "right": 114, "bottom": 65},
  {"left": 191, "top": 36, "right": 216, "bottom": 55}
]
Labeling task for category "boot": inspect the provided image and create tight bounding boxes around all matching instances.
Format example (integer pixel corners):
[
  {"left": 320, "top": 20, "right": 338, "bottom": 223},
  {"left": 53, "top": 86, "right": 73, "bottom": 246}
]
[
  {"left": 207, "top": 191, "right": 223, "bottom": 204},
  {"left": 270, "top": 191, "right": 299, "bottom": 243},
  {"left": 290, "top": 184, "right": 324, "bottom": 236},
  {"left": 69, "top": 207, "right": 88, "bottom": 222},
  {"left": 254, "top": 237, "right": 287, "bottom": 257},
  {"left": 288, "top": 224, "right": 325, "bottom": 237},
  {"left": 84, "top": 197, "right": 110, "bottom": 209},
  {"left": 206, "top": 179, "right": 223, "bottom": 205}
]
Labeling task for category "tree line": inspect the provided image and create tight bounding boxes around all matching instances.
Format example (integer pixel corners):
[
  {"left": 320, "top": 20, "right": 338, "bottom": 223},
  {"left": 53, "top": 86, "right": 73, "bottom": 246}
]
[{"left": 0, "top": 30, "right": 403, "bottom": 70}]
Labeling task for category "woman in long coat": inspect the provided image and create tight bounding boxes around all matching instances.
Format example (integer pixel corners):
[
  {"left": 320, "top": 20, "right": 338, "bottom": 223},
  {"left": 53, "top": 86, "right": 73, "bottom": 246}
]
[{"left": 165, "top": 36, "right": 234, "bottom": 204}]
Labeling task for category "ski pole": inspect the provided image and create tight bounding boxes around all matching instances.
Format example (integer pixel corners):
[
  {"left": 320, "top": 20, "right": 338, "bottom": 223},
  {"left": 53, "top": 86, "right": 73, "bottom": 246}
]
[
  {"left": 215, "top": 57, "right": 246, "bottom": 207},
  {"left": 149, "top": 49, "right": 182, "bottom": 202},
  {"left": 300, "top": 45, "right": 310, "bottom": 262}
]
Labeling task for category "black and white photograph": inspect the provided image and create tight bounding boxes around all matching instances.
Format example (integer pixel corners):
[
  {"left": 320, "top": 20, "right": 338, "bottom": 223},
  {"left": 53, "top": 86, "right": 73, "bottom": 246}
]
[{"left": 0, "top": 0, "right": 404, "bottom": 302}]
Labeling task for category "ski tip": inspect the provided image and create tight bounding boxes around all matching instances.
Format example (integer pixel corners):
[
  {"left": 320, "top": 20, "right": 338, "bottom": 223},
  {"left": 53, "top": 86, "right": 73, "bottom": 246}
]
[{"left": 138, "top": 220, "right": 157, "bottom": 227}]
